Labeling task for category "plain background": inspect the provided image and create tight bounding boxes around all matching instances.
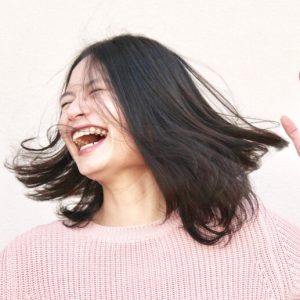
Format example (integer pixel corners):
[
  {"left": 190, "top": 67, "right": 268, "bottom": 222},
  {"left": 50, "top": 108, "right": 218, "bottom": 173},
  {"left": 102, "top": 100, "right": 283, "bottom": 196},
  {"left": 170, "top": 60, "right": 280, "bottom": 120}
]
[{"left": 0, "top": 0, "right": 300, "bottom": 250}]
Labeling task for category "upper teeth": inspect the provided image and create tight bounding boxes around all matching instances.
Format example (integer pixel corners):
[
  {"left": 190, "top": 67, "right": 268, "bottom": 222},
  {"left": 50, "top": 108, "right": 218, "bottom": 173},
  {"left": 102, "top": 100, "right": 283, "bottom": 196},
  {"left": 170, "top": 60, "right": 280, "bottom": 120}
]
[{"left": 72, "top": 127, "right": 108, "bottom": 142}]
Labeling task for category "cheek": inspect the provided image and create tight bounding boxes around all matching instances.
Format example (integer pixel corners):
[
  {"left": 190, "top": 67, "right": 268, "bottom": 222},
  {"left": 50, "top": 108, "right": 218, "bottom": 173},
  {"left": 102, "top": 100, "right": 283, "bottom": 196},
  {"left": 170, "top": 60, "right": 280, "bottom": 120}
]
[
  {"left": 115, "top": 133, "right": 144, "bottom": 165},
  {"left": 58, "top": 114, "right": 73, "bottom": 147},
  {"left": 58, "top": 120, "right": 65, "bottom": 139},
  {"left": 100, "top": 97, "right": 125, "bottom": 126}
]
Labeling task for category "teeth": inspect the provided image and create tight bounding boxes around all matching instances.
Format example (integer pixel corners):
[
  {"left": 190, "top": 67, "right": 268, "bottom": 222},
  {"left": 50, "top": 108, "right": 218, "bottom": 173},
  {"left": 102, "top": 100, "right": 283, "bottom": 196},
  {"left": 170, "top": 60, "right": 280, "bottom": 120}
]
[
  {"left": 72, "top": 127, "right": 108, "bottom": 142},
  {"left": 79, "top": 141, "right": 100, "bottom": 151}
]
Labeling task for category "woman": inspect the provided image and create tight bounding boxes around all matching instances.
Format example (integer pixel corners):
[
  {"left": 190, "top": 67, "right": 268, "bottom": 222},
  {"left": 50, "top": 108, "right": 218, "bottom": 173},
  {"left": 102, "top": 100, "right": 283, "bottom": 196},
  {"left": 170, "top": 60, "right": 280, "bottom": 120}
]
[{"left": 1, "top": 33, "right": 299, "bottom": 299}]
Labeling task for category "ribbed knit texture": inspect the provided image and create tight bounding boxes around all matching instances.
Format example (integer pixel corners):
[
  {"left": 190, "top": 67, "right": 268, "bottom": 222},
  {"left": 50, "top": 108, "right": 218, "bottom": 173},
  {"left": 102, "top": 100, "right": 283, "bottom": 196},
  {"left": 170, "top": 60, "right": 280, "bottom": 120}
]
[{"left": 1, "top": 202, "right": 300, "bottom": 300}]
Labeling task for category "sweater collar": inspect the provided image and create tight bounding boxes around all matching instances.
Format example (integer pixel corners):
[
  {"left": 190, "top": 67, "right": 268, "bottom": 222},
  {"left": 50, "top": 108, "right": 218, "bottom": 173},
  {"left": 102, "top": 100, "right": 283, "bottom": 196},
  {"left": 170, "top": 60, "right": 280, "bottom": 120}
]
[{"left": 71, "top": 210, "right": 182, "bottom": 243}]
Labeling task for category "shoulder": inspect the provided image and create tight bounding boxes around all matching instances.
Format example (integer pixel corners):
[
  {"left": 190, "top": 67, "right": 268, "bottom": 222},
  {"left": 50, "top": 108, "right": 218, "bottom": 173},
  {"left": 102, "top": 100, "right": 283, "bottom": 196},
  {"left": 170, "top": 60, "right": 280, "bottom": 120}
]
[
  {"left": 242, "top": 201, "right": 300, "bottom": 262},
  {"left": 250, "top": 202, "right": 300, "bottom": 249},
  {"left": 0, "top": 220, "right": 66, "bottom": 258},
  {"left": 239, "top": 202, "right": 300, "bottom": 298},
  {"left": 235, "top": 200, "right": 300, "bottom": 242},
  {"left": 0, "top": 220, "right": 74, "bottom": 297}
]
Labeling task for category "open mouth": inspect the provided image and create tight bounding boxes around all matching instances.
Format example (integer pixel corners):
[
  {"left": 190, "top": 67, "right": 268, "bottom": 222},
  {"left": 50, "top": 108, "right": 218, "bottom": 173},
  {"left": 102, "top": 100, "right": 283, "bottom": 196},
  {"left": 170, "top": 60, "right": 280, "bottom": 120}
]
[
  {"left": 75, "top": 134, "right": 106, "bottom": 151},
  {"left": 72, "top": 127, "right": 108, "bottom": 152}
]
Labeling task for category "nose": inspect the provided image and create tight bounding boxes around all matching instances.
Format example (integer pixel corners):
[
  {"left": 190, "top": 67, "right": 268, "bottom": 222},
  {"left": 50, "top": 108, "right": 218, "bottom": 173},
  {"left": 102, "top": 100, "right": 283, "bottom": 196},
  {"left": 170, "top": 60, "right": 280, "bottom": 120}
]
[{"left": 66, "top": 94, "right": 87, "bottom": 121}]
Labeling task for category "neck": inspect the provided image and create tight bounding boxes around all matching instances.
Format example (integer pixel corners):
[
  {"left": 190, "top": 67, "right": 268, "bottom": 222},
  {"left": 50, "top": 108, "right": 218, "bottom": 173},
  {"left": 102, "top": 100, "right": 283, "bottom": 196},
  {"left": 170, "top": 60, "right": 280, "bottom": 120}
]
[{"left": 92, "top": 169, "right": 167, "bottom": 227}]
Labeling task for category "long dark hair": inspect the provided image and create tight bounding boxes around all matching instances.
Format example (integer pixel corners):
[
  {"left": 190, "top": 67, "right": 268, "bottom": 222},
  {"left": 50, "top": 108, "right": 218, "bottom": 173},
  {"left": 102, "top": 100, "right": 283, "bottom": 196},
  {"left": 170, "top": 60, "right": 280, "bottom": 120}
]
[{"left": 4, "top": 33, "right": 288, "bottom": 246}]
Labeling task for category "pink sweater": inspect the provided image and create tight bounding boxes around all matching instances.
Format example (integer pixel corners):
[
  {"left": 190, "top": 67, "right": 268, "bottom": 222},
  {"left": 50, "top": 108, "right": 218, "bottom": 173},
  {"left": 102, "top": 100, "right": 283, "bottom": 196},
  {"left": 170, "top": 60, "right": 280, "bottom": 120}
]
[{"left": 1, "top": 203, "right": 300, "bottom": 300}]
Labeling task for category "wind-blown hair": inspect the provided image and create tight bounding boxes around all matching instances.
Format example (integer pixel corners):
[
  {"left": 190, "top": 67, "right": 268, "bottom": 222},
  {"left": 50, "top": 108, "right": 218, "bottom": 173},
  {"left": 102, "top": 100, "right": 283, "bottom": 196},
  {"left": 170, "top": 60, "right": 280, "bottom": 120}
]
[{"left": 4, "top": 33, "right": 288, "bottom": 246}]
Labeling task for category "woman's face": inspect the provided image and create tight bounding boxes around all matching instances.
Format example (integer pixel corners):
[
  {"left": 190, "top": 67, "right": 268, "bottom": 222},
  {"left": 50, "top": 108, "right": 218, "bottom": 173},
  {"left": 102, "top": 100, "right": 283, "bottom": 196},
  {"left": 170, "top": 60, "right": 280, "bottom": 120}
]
[{"left": 58, "top": 57, "right": 146, "bottom": 183}]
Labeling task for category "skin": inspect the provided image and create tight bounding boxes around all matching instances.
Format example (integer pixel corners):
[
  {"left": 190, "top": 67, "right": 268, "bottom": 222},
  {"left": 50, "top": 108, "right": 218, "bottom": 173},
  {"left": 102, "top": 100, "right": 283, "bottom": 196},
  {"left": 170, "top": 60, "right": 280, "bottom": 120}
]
[
  {"left": 280, "top": 115, "right": 300, "bottom": 156},
  {"left": 280, "top": 72, "right": 300, "bottom": 156},
  {"left": 59, "top": 57, "right": 166, "bottom": 226}
]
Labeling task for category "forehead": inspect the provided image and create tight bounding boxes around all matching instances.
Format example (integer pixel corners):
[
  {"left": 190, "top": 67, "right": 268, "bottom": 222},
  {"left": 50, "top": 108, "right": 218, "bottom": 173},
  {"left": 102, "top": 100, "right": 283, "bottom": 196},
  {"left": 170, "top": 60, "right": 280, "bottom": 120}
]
[{"left": 67, "top": 57, "right": 105, "bottom": 89}]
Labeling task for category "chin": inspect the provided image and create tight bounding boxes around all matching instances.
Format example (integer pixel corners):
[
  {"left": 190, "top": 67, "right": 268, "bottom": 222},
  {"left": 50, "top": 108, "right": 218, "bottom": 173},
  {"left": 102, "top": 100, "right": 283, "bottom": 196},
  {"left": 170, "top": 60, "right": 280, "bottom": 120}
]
[{"left": 77, "top": 162, "right": 106, "bottom": 180}]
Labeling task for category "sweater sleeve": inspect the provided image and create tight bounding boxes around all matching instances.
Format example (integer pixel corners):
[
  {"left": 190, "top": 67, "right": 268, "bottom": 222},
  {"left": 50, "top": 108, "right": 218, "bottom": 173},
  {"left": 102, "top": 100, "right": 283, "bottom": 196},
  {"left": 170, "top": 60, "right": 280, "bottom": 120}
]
[{"left": 0, "top": 245, "right": 16, "bottom": 300}]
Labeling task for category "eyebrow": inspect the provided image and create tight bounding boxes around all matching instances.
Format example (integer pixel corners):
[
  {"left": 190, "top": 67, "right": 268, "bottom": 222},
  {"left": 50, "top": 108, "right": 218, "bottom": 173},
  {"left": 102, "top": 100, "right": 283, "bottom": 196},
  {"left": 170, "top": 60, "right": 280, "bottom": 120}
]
[{"left": 59, "top": 79, "right": 104, "bottom": 102}]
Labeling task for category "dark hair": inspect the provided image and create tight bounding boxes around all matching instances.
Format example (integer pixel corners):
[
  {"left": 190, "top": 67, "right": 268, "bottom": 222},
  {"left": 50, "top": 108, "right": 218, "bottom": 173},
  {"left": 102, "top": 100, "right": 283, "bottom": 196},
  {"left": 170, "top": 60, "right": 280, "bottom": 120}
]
[{"left": 4, "top": 33, "right": 289, "bottom": 246}]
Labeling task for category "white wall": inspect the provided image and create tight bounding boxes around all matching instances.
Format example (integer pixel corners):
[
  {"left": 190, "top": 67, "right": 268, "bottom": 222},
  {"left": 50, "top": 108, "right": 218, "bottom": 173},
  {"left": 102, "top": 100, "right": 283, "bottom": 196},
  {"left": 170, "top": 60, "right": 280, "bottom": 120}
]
[{"left": 1, "top": 0, "right": 300, "bottom": 249}]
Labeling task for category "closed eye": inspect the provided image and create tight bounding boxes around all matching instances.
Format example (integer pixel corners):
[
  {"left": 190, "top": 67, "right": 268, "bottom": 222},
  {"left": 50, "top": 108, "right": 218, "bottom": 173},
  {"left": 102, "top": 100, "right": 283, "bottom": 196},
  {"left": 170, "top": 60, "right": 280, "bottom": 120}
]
[
  {"left": 60, "top": 88, "right": 104, "bottom": 109},
  {"left": 90, "top": 88, "right": 103, "bottom": 95},
  {"left": 61, "top": 102, "right": 71, "bottom": 108}
]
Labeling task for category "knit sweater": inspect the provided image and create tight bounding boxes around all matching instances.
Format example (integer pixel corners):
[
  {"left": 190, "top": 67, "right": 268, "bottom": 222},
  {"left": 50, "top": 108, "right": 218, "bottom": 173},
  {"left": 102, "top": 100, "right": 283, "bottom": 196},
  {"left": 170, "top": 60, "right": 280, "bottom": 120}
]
[{"left": 1, "top": 203, "right": 300, "bottom": 300}]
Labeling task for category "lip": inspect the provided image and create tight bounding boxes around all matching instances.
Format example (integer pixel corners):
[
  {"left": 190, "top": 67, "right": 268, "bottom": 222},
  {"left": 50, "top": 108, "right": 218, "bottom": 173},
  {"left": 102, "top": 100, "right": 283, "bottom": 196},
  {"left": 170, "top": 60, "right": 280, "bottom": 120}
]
[{"left": 77, "top": 136, "right": 106, "bottom": 156}]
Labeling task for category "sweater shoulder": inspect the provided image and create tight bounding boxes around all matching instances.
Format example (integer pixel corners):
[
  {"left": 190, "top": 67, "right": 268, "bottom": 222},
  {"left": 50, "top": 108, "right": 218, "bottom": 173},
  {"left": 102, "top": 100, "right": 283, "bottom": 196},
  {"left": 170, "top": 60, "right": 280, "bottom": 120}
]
[
  {"left": 0, "top": 220, "right": 65, "bottom": 255},
  {"left": 254, "top": 204, "right": 300, "bottom": 249},
  {"left": 239, "top": 202, "right": 300, "bottom": 242},
  {"left": 248, "top": 203, "right": 300, "bottom": 298}
]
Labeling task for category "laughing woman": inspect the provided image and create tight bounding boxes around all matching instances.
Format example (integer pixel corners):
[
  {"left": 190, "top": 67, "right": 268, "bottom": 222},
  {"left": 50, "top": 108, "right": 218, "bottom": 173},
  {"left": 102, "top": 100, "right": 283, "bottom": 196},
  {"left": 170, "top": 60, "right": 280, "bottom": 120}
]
[{"left": 1, "top": 34, "right": 300, "bottom": 300}]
